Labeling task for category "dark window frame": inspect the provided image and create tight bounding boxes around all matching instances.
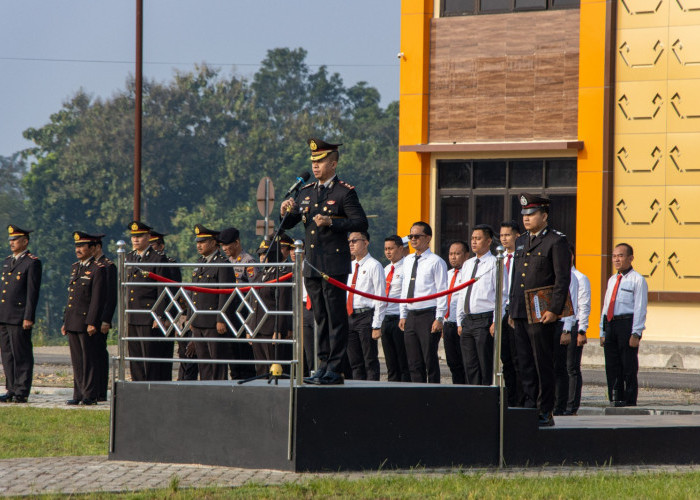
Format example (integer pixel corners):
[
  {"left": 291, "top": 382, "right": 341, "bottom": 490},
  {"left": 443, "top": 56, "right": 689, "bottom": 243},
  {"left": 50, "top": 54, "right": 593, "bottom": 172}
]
[{"left": 440, "top": 0, "right": 578, "bottom": 16}]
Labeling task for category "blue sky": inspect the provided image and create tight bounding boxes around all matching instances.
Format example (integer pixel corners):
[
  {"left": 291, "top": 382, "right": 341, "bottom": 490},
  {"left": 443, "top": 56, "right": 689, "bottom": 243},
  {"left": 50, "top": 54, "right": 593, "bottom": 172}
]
[{"left": 0, "top": 0, "right": 400, "bottom": 157}]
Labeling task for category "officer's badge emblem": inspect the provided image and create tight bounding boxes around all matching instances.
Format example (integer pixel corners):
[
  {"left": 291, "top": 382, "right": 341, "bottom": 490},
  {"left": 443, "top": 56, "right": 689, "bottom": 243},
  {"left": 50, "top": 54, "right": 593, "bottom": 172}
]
[
  {"left": 131, "top": 222, "right": 138, "bottom": 231},
  {"left": 520, "top": 195, "right": 527, "bottom": 206},
  {"left": 327, "top": 200, "right": 336, "bottom": 205},
  {"left": 310, "top": 140, "right": 318, "bottom": 151},
  {"left": 195, "top": 227, "right": 200, "bottom": 235},
  {"left": 74, "top": 233, "right": 80, "bottom": 241},
  {"left": 8, "top": 227, "right": 13, "bottom": 235}
]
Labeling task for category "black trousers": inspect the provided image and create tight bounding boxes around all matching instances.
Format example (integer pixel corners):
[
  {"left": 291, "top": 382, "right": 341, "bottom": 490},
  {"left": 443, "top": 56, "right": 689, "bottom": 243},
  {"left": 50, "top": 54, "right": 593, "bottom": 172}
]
[
  {"left": 404, "top": 308, "right": 440, "bottom": 384},
  {"left": 381, "top": 315, "right": 410, "bottom": 382},
  {"left": 67, "top": 330, "right": 99, "bottom": 401},
  {"left": 460, "top": 314, "right": 494, "bottom": 386},
  {"left": 304, "top": 274, "right": 349, "bottom": 374},
  {"left": 0, "top": 323, "right": 34, "bottom": 398},
  {"left": 191, "top": 326, "right": 228, "bottom": 380},
  {"left": 347, "top": 310, "right": 379, "bottom": 381},
  {"left": 443, "top": 321, "right": 465, "bottom": 384},
  {"left": 513, "top": 318, "right": 557, "bottom": 414},
  {"left": 127, "top": 324, "right": 166, "bottom": 381},
  {"left": 566, "top": 321, "right": 584, "bottom": 413},
  {"left": 251, "top": 334, "right": 277, "bottom": 376},
  {"left": 301, "top": 306, "right": 316, "bottom": 377},
  {"left": 603, "top": 316, "right": 638, "bottom": 405},
  {"left": 177, "top": 330, "right": 198, "bottom": 381},
  {"left": 500, "top": 314, "right": 523, "bottom": 407},
  {"left": 226, "top": 295, "right": 256, "bottom": 380},
  {"left": 552, "top": 321, "right": 569, "bottom": 413},
  {"left": 95, "top": 331, "right": 109, "bottom": 399}
]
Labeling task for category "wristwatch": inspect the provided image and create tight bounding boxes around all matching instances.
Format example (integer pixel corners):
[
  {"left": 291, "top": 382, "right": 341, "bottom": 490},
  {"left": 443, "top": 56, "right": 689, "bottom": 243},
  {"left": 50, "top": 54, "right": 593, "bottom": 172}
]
[
  {"left": 578, "top": 330, "right": 586, "bottom": 336},
  {"left": 436, "top": 317, "right": 444, "bottom": 324}
]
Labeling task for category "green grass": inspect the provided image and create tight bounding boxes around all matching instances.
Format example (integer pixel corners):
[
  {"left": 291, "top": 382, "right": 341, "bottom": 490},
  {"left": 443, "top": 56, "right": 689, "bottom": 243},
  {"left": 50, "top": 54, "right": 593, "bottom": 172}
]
[{"left": 0, "top": 406, "right": 109, "bottom": 458}]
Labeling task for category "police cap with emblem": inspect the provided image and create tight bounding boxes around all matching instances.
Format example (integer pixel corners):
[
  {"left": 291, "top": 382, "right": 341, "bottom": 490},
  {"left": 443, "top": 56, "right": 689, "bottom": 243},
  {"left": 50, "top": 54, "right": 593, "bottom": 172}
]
[
  {"left": 128, "top": 221, "right": 152, "bottom": 235},
  {"left": 194, "top": 224, "right": 219, "bottom": 242},
  {"left": 278, "top": 233, "right": 295, "bottom": 249},
  {"left": 7, "top": 225, "right": 32, "bottom": 241},
  {"left": 520, "top": 193, "right": 551, "bottom": 215},
  {"left": 149, "top": 230, "right": 167, "bottom": 244},
  {"left": 218, "top": 227, "right": 240, "bottom": 245},
  {"left": 73, "top": 231, "right": 102, "bottom": 245},
  {"left": 308, "top": 138, "right": 342, "bottom": 161}
]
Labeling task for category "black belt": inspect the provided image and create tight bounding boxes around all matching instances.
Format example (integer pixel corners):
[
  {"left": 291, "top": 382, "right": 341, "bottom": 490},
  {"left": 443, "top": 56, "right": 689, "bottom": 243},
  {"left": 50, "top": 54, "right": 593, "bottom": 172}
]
[
  {"left": 444, "top": 321, "right": 457, "bottom": 326},
  {"left": 464, "top": 311, "right": 493, "bottom": 320},
  {"left": 407, "top": 307, "right": 436, "bottom": 316},
  {"left": 351, "top": 307, "right": 373, "bottom": 316},
  {"left": 611, "top": 314, "right": 633, "bottom": 321},
  {"left": 384, "top": 314, "right": 400, "bottom": 321}
]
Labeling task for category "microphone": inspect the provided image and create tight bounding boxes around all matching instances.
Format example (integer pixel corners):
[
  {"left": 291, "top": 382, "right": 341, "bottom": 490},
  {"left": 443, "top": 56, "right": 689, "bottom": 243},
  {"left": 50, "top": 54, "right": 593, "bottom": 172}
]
[{"left": 284, "top": 171, "right": 311, "bottom": 198}]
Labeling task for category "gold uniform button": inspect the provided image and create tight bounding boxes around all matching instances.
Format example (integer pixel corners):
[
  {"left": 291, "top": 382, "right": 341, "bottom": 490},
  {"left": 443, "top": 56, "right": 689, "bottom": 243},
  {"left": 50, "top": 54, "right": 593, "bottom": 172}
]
[
  {"left": 520, "top": 284, "right": 524, "bottom": 288},
  {"left": 130, "top": 298, "right": 134, "bottom": 302},
  {"left": 522, "top": 273, "right": 526, "bottom": 277},
  {"left": 526, "top": 253, "right": 530, "bottom": 256},
  {"left": 524, "top": 263, "right": 528, "bottom": 267},
  {"left": 310, "top": 244, "right": 314, "bottom": 248},
  {"left": 311, "top": 230, "right": 315, "bottom": 235},
  {"left": 314, "top": 204, "right": 318, "bottom": 207}
]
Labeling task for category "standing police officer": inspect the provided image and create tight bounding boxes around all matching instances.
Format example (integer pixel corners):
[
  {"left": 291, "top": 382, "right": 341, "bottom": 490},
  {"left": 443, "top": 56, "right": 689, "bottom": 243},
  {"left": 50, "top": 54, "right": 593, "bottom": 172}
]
[
  {"left": 0, "top": 225, "right": 42, "bottom": 403},
  {"left": 94, "top": 236, "right": 117, "bottom": 400},
  {"left": 280, "top": 138, "right": 368, "bottom": 385},
  {"left": 509, "top": 194, "right": 570, "bottom": 427}
]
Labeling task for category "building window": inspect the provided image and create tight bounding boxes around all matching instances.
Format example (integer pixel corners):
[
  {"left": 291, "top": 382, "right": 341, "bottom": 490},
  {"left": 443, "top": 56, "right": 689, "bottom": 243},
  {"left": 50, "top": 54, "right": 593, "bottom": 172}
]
[
  {"left": 441, "top": 0, "right": 578, "bottom": 16},
  {"left": 436, "top": 158, "right": 577, "bottom": 259}
]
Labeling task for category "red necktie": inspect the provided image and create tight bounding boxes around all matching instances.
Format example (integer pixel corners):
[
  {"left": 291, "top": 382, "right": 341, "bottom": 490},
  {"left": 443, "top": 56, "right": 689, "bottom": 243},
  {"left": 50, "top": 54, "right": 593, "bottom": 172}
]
[
  {"left": 606, "top": 273, "right": 622, "bottom": 322},
  {"left": 306, "top": 295, "right": 312, "bottom": 310},
  {"left": 385, "top": 265, "right": 395, "bottom": 296},
  {"left": 347, "top": 262, "right": 359, "bottom": 315},
  {"left": 506, "top": 253, "right": 512, "bottom": 273},
  {"left": 445, "top": 269, "right": 459, "bottom": 319}
]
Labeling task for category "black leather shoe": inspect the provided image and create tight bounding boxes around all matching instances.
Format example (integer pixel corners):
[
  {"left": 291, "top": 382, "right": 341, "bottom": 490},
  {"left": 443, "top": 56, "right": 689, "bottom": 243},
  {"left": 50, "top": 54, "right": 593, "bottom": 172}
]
[
  {"left": 538, "top": 412, "right": 555, "bottom": 427},
  {"left": 318, "top": 370, "right": 344, "bottom": 385},
  {"left": 612, "top": 400, "right": 626, "bottom": 407},
  {"left": 66, "top": 399, "right": 81, "bottom": 405},
  {"left": 12, "top": 395, "right": 27, "bottom": 403},
  {"left": 0, "top": 393, "right": 13, "bottom": 403},
  {"left": 304, "top": 369, "right": 326, "bottom": 385},
  {"left": 562, "top": 410, "right": 576, "bottom": 416},
  {"left": 82, "top": 399, "right": 98, "bottom": 406},
  {"left": 553, "top": 409, "right": 565, "bottom": 416}
]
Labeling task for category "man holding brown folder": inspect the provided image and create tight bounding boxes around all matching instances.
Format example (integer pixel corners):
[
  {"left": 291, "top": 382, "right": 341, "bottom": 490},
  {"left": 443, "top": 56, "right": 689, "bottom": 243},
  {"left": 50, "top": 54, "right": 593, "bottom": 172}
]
[{"left": 508, "top": 193, "right": 570, "bottom": 427}]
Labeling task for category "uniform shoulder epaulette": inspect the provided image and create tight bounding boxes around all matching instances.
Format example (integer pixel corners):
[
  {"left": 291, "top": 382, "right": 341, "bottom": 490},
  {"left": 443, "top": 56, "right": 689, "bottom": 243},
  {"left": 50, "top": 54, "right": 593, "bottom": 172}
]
[
  {"left": 338, "top": 180, "right": 355, "bottom": 190},
  {"left": 167, "top": 256, "right": 176, "bottom": 263},
  {"left": 300, "top": 183, "right": 314, "bottom": 190},
  {"left": 552, "top": 229, "right": 567, "bottom": 238},
  {"left": 27, "top": 252, "right": 38, "bottom": 260}
]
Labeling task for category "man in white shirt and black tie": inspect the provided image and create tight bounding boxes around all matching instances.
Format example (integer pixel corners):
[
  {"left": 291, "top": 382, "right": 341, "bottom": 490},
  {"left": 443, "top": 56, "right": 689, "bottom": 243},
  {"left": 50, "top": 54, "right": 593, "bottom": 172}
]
[
  {"left": 457, "top": 225, "right": 499, "bottom": 386},
  {"left": 346, "top": 232, "right": 387, "bottom": 380},
  {"left": 600, "top": 243, "right": 648, "bottom": 407},
  {"left": 499, "top": 221, "right": 523, "bottom": 406},
  {"left": 399, "top": 222, "right": 448, "bottom": 383},
  {"left": 381, "top": 235, "right": 410, "bottom": 382},
  {"left": 443, "top": 241, "right": 468, "bottom": 384}
]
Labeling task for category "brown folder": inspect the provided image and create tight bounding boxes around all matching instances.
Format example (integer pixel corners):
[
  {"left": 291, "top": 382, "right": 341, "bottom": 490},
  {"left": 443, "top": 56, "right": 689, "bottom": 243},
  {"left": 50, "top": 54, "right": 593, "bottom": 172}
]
[{"left": 524, "top": 285, "right": 574, "bottom": 324}]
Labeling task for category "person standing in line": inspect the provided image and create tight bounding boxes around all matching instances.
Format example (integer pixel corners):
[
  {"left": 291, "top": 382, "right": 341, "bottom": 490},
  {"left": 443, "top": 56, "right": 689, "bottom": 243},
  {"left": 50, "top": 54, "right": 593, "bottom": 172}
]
[
  {"left": 0, "top": 225, "right": 42, "bottom": 403},
  {"left": 509, "top": 194, "right": 570, "bottom": 427},
  {"left": 498, "top": 221, "right": 523, "bottom": 406},
  {"left": 553, "top": 269, "right": 578, "bottom": 415},
  {"left": 560, "top": 245, "right": 591, "bottom": 415},
  {"left": 381, "top": 235, "right": 410, "bottom": 382},
  {"left": 456, "top": 225, "right": 499, "bottom": 386},
  {"left": 398, "top": 222, "right": 447, "bottom": 384},
  {"left": 62, "top": 232, "right": 107, "bottom": 405},
  {"left": 94, "top": 236, "right": 117, "bottom": 400},
  {"left": 443, "top": 241, "right": 468, "bottom": 384},
  {"left": 600, "top": 243, "right": 648, "bottom": 407},
  {"left": 345, "top": 231, "right": 386, "bottom": 381}
]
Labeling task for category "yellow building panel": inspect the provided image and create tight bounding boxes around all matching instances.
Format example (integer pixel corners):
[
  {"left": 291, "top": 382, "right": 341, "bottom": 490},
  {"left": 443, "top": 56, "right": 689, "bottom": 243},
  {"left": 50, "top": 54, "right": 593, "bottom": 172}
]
[
  {"left": 667, "top": 80, "right": 700, "bottom": 133},
  {"left": 576, "top": 171, "right": 605, "bottom": 254},
  {"left": 579, "top": 1, "right": 609, "bottom": 89},
  {"left": 612, "top": 186, "right": 665, "bottom": 238},
  {"left": 400, "top": 9, "right": 431, "bottom": 97},
  {"left": 616, "top": 27, "right": 668, "bottom": 82},
  {"left": 577, "top": 87, "right": 606, "bottom": 171},
  {"left": 669, "top": 0, "right": 700, "bottom": 26},
  {"left": 397, "top": 171, "right": 430, "bottom": 236},
  {"left": 645, "top": 303, "right": 700, "bottom": 342},
  {"left": 664, "top": 186, "right": 700, "bottom": 237},
  {"left": 575, "top": 254, "right": 605, "bottom": 339},
  {"left": 665, "top": 132, "right": 700, "bottom": 184},
  {"left": 615, "top": 81, "right": 667, "bottom": 134},
  {"left": 617, "top": 0, "right": 669, "bottom": 29},
  {"left": 399, "top": 94, "right": 430, "bottom": 146},
  {"left": 663, "top": 238, "right": 700, "bottom": 291},
  {"left": 613, "top": 133, "right": 666, "bottom": 185},
  {"left": 668, "top": 26, "right": 700, "bottom": 79},
  {"left": 611, "top": 237, "right": 665, "bottom": 290}
]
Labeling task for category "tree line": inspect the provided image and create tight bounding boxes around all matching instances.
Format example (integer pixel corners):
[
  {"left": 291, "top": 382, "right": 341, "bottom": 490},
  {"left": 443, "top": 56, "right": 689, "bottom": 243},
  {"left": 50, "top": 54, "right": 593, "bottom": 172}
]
[{"left": 1, "top": 48, "right": 398, "bottom": 339}]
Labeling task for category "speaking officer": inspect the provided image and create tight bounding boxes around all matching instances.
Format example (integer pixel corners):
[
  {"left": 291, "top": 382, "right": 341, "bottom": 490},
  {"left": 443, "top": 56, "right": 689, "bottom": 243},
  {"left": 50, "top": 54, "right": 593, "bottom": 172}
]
[
  {"left": 381, "top": 235, "right": 410, "bottom": 382},
  {"left": 280, "top": 138, "right": 368, "bottom": 385},
  {"left": 399, "top": 222, "right": 448, "bottom": 384},
  {"left": 62, "top": 232, "right": 107, "bottom": 405},
  {"left": 443, "top": 241, "right": 468, "bottom": 385},
  {"left": 0, "top": 225, "right": 42, "bottom": 403},
  {"left": 600, "top": 243, "right": 648, "bottom": 407},
  {"left": 509, "top": 193, "right": 570, "bottom": 427},
  {"left": 186, "top": 225, "right": 234, "bottom": 380},
  {"left": 94, "top": 236, "right": 117, "bottom": 400},
  {"left": 457, "top": 225, "right": 500, "bottom": 386},
  {"left": 499, "top": 221, "right": 523, "bottom": 407},
  {"left": 125, "top": 221, "right": 168, "bottom": 381}
]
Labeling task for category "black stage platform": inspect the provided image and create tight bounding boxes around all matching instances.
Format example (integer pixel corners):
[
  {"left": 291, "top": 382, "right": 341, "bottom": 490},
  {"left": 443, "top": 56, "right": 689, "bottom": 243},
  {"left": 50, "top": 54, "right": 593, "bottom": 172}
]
[{"left": 109, "top": 380, "right": 700, "bottom": 471}]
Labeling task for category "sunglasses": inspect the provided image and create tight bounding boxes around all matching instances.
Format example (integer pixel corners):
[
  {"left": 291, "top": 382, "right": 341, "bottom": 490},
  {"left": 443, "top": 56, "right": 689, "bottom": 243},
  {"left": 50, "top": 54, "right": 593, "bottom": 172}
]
[
  {"left": 407, "top": 234, "right": 427, "bottom": 240},
  {"left": 348, "top": 239, "right": 367, "bottom": 244}
]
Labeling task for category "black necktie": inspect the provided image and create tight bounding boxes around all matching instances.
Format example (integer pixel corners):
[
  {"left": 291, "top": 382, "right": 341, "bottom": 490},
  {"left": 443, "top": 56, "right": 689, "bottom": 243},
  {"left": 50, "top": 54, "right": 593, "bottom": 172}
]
[
  {"left": 464, "top": 258, "right": 480, "bottom": 314},
  {"left": 406, "top": 254, "right": 421, "bottom": 299}
]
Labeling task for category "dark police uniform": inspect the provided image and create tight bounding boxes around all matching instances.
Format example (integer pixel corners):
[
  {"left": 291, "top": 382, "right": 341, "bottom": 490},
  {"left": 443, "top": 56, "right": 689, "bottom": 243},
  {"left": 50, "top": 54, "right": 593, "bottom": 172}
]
[
  {"left": 0, "top": 225, "right": 42, "bottom": 403},
  {"left": 188, "top": 225, "right": 234, "bottom": 380},
  {"left": 150, "top": 230, "right": 178, "bottom": 382},
  {"left": 125, "top": 221, "right": 168, "bottom": 381},
  {"left": 96, "top": 248, "right": 117, "bottom": 400},
  {"left": 64, "top": 232, "right": 107, "bottom": 404},
  {"left": 280, "top": 138, "right": 368, "bottom": 383},
  {"left": 509, "top": 194, "right": 570, "bottom": 426}
]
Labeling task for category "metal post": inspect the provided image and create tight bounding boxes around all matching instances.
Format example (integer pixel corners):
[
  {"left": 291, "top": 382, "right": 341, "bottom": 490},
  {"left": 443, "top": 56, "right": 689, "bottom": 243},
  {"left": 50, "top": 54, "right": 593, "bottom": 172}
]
[
  {"left": 117, "top": 240, "right": 127, "bottom": 381},
  {"left": 293, "top": 240, "right": 304, "bottom": 385},
  {"left": 492, "top": 245, "right": 505, "bottom": 468},
  {"left": 264, "top": 178, "right": 270, "bottom": 238},
  {"left": 133, "top": 0, "right": 143, "bottom": 220}
]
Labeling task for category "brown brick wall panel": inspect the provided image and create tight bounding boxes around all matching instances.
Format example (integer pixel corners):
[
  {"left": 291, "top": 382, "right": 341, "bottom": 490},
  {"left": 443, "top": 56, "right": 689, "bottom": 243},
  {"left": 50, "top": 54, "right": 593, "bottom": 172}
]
[{"left": 429, "top": 10, "right": 580, "bottom": 144}]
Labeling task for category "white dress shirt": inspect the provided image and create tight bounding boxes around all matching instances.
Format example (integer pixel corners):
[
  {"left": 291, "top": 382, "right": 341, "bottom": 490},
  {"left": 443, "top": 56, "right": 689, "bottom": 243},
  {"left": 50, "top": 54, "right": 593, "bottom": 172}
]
[
  {"left": 444, "top": 266, "right": 464, "bottom": 323},
  {"left": 456, "top": 252, "right": 502, "bottom": 325},
  {"left": 572, "top": 266, "right": 591, "bottom": 333},
  {"left": 399, "top": 249, "right": 448, "bottom": 319},
  {"left": 384, "top": 258, "right": 404, "bottom": 317},
  {"left": 599, "top": 268, "right": 648, "bottom": 337},
  {"left": 560, "top": 270, "right": 579, "bottom": 331},
  {"left": 347, "top": 253, "right": 387, "bottom": 329},
  {"left": 503, "top": 251, "right": 515, "bottom": 306}
]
